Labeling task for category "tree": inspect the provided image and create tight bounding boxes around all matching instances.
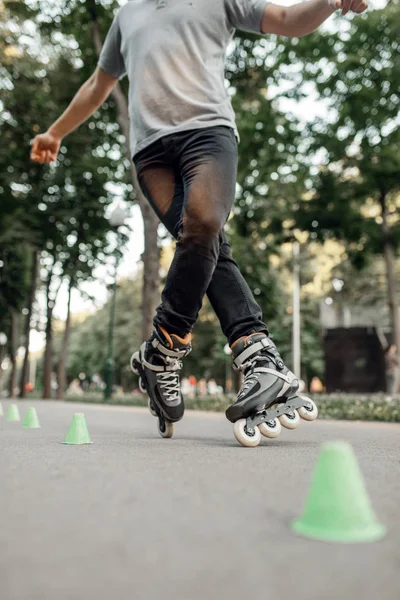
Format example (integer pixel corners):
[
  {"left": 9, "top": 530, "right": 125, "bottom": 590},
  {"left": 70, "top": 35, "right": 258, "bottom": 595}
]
[
  {"left": 1, "top": 3, "right": 126, "bottom": 397},
  {"left": 9, "top": 0, "right": 161, "bottom": 342},
  {"left": 66, "top": 277, "right": 142, "bottom": 385},
  {"left": 279, "top": 3, "right": 400, "bottom": 350},
  {"left": 0, "top": 245, "right": 30, "bottom": 395}
]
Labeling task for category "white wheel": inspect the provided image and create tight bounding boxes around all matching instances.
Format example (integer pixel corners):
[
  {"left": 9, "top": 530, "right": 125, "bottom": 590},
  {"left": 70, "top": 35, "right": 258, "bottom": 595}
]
[
  {"left": 298, "top": 398, "right": 318, "bottom": 421},
  {"left": 233, "top": 419, "right": 261, "bottom": 448},
  {"left": 279, "top": 409, "right": 300, "bottom": 430},
  {"left": 130, "top": 351, "right": 140, "bottom": 375},
  {"left": 259, "top": 418, "right": 282, "bottom": 439},
  {"left": 158, "top": 419, "right": 173, "bottom": 439},
  {"left": 148, "top": 399, "right": 157, "bottom": 417},
  {"left": 139, "top": 377, "right": 146, "bottom": 394}
]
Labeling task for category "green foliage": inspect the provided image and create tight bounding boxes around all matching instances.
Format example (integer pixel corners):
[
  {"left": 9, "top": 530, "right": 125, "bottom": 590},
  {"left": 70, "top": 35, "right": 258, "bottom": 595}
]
[
  {"left": 64, "top": 392, "right": 400, "bottom": 423},
  {"left": 2, "top": 1, "right": 398, "bottom": 392},
  {"left": 1, "top": 0, "right": 131, "bottom": 383},
  {"left": 66, "top": 277, "right": 142, "bottom": 382},
  {"left": 281, "top": 4, "right": 400, "bottom": 267}
]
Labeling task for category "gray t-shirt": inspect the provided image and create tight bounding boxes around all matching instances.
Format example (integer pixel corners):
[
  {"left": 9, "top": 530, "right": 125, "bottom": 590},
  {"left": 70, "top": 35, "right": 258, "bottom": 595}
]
[{"left": 98, "top": 0, "right": 267, "bottom": 158}]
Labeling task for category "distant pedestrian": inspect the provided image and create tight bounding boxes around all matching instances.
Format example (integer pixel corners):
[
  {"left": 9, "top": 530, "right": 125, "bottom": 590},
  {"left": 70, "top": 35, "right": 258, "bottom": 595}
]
[
  {"left": 197, "top": 378, "right": 208, "bottom": 396},
  {"left": 310, "top": 377, "right": 323, "bottom": 393},
  {"left": 384, "top": 345, "right": 399, "bottom": 399}
]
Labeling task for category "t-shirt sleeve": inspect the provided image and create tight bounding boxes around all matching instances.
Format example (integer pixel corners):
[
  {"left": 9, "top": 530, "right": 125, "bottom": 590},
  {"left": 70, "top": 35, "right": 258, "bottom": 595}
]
[
  {"left": 225, "top": 0, "right": 268, "bottom": 34},
  {"left": 97, "top": 14, "right": 126, "bottom": 79}
]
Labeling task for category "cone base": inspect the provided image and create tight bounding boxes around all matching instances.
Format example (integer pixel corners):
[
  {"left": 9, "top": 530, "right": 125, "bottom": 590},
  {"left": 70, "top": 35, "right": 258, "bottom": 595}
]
[
  {"left": 62, "top": 441, "right": 93, "bottom": 445},
  {"left": 292, "top": 518, "right": 386, "bottom": 543},
  {"left": 22, "top": 424, "right": 41, "bottom": 429}
]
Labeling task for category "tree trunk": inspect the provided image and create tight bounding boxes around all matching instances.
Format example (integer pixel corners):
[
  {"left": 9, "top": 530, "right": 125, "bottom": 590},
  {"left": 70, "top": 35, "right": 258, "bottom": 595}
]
[
  {"left": 141, "top": 202, "right": 160, "bottom": 340},
  {"left": 379, "top": 192, "right": 400, "bottom": 351},
  {"left": 43, "top": 276, "right": 54, "bottom": 400},
  {"left": 9, "top": 309, "right": 19, "bottom": 398},
  {"left": 19, "top": 250, "right": 38, "bottom": 398},
  {"left": 90, "top": 6, "right": 160, "bottom": 342},
  {"left": 57, "top": 278, "right": 73, "bottom": 400}
]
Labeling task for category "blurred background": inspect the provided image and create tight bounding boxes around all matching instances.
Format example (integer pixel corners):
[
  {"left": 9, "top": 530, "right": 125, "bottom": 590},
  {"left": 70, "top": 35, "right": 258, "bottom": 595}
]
[{"left": 0, "top": 0, "right": 399, "bottom": 408}]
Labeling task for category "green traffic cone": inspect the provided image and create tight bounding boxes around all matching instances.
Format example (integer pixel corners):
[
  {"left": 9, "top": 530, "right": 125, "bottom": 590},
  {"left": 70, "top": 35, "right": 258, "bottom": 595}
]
[
  {"left": 292, "top": 441, "right": 386, "bottom": 543},
  {"left": 22, "top": 407, "right": 41, "bottom": 429},
  {"left": 7, "top": 404, "right": 20, "bottom": 422},
  {"left": 62, "top": 413, "right": 92, "bottom": 445},
  {"left": 0, "top": 402, "right": 3, "bottom": 416}
]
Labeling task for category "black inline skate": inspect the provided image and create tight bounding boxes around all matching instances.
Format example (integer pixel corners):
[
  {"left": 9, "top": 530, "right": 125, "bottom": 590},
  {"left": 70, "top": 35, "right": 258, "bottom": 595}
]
[
  {"left": 130, "top": 325, "right": 192, "bottom": 439},
  {"left": 226, "top": 332, "right": 318, "bottom": 447}
]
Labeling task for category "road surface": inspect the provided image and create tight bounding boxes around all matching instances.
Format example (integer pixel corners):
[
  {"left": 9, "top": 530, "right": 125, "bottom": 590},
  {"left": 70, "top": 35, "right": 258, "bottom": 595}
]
[{"left": 1, "top": 400, "right": 399, "bottom": 600}]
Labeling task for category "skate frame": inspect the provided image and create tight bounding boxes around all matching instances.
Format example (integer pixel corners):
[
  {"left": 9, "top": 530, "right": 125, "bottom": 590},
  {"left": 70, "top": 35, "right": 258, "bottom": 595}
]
[{"left": 245, "top": 396, "right": 314, "bottom": 432}]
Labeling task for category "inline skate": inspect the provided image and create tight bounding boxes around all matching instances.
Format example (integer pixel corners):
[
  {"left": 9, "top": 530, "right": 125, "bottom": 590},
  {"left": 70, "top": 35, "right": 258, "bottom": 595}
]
[
  {"left": 130, "top": 325, "right": 192, "bottom": 438},
  {"left": 226, "top": 332, "right": 318, "bottom": 447}
]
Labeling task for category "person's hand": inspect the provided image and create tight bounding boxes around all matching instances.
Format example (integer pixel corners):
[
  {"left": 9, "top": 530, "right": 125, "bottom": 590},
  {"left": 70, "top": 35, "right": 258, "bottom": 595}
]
[
  {"left": 30, "top": 131, "right": 62, "bottom": 164},
  {"left": 328, "top": 0, "right": 368, "bottom": 15}
]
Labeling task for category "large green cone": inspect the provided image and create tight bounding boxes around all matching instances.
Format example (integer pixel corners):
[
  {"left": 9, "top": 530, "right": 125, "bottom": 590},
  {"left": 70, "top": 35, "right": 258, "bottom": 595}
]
[
  {"left": 22, "top": 407, "right": 41, "bottom": 429},
  {"left": 7, "top": 404, "right": 20, "bottom": 422},
  {"left": 62, "top": 413, "right": 92, "bottom": 445},
  {"left": 292, "top": 441, "right": 386, "bottom": 543}
]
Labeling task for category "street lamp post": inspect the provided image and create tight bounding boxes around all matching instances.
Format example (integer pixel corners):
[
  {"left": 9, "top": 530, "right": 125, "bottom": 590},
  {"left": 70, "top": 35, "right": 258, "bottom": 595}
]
[
  {"left": 223, "top": 343, "right": 232, "bottom": 395},
  {"left": 104, "top": 205, "right": 126, "bottom": 402},
  {"left": 292, "top": 241, "right": 301, "bottom": 378}
]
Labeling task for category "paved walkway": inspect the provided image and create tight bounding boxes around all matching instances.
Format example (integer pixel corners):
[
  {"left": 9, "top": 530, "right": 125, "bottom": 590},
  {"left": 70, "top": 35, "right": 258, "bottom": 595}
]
[{"left": 1, "top": 400, "right": 399, "bottom": 600}]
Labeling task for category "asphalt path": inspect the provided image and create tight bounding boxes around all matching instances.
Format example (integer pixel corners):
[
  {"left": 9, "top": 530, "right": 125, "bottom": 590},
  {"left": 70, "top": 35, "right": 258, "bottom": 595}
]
[{"left": 1, "top": 400, "right": 399, "bottom": 600}]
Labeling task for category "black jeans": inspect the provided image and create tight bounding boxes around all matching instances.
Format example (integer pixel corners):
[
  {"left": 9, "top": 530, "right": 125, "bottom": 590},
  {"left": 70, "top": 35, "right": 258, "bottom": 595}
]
[{"left": 133, "top": 125, "right": 268, "bottom": 346}]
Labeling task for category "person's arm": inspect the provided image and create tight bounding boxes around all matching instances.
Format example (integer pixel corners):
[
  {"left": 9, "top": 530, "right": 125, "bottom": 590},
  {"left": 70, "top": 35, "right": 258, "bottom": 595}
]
[
  {"left": 49, "top": 67, "right": 118, "bottom": 139},
  {"left": 261, "top": 0, "right": 367, "bottom": 38},
  {"left": 31, "top": 10, "right": 125, "bottom": 165},
  {"left": 30, "top": 67, "right": 119, "bottom": 164}
]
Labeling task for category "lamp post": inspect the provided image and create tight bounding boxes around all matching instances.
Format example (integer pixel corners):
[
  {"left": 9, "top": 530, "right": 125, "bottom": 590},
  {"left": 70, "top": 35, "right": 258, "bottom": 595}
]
[
  {"left": 223, "top": 343, "right": 232, "bottom": 395},
  {"left": 104, "top": 205, "right": 126, "bottom": 402},
  {"left": 0, "top": 332, "right": 8, "bottom": 397},
  {"left": 292, "top": 241, "right": 301, "bottom": 378}
]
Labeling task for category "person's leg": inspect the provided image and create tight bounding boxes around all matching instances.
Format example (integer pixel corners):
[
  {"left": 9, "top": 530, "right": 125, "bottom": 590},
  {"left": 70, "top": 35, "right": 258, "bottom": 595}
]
[
  {"left": 135, "top": 126, "right": 268, "bottom": 344},
  {"left": 152, "top": 126, "right": 238, "bottom": 334},
  {"left": 133, "top": 128, "right": 307, "bottom": 438},
  {"left": 132, "top": 139, "right": 192, "bottom": 425},
  {"left": 207, "top": 233, "right": 267, "bottom": 346}
]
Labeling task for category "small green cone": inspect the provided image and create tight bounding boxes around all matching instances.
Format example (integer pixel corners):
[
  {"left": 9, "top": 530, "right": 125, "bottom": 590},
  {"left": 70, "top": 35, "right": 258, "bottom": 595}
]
[
  {"left": 0, "top": 402, "right": 3, "bottom": 416},
  {"left": 7, "top": 404, "right": 20, "bottom": 422},
  {"left": 62, "top": 413, "right": 92, "bottom": 445},
  {"left": 22, "top": 407, "right": 41, "bottom": 429},
  {"left": 292, "top": 441, "right": 386, "bottom": 543}
]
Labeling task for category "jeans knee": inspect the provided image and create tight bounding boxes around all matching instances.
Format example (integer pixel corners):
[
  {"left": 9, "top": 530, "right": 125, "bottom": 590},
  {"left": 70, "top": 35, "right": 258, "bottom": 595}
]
[{"left": 182, "top": 214, "right": 222, "bottom": 244}]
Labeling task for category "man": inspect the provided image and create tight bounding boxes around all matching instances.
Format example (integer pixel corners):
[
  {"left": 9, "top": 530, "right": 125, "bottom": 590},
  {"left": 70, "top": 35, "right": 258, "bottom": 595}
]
[{"left": 31, "top": 0, "right": 367, "bottom": 444}]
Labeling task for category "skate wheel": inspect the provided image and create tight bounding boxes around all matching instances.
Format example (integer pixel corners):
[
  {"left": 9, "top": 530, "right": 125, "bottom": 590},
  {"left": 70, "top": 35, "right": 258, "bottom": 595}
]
[
  {"left": 233, "top": 419, "right": 261, "bottom": 448},
  {"left": 158, "top": 419, "right": 173, "bottom": 439},
  {"left": 259, "top": 418, "right": 282, "bottom": 439},
  {"left": 298, "top": 397, "right": 318, "bottom": 421},
  {"left": 130, "top": 351, "right": 140, "bottom": 375},
  {"left": 279, "top": 409, "right": 300, "bottom": 430},
  {"left": 148, "top": 399, "right": 157, "bottom": 417},
  {"left": 138, "top": 376, "right": 147, "bottom": 394}
]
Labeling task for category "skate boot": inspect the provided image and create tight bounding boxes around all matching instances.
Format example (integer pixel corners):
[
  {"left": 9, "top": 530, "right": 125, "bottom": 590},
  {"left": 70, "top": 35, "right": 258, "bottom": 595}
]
[
  {"left": 225, "top": 333, "right": 318, "bottom": 447},
  {"left": 130, "top": 326, "right": 192, "bottom": 439}
]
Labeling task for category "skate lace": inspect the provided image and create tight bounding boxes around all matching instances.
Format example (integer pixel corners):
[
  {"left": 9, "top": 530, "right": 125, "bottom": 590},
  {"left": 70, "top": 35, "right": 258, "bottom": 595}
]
[
  {"left": 241, "top": 355, "right": 266, "bottom": 394},
  {"left": 157, "top": 356, "right": 182, "bottom": 402}
]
